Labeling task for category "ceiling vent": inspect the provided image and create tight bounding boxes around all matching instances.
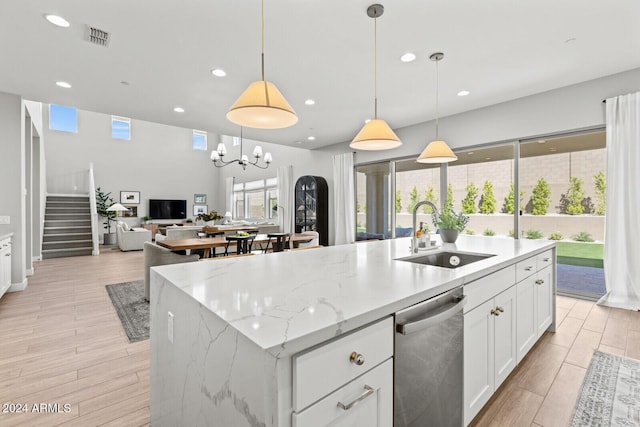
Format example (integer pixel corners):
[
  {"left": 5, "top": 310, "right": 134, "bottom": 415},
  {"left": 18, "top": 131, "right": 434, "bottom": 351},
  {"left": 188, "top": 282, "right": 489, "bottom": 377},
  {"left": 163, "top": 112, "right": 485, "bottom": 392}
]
[{"left": 84, "top": 25, "right": 110, "bottom": 47}]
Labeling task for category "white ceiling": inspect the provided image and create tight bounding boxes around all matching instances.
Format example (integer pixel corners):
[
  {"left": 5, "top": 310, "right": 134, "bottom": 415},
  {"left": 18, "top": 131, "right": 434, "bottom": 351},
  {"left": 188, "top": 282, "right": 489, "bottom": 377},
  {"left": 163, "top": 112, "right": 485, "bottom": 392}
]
[{"left": 1, "top": 1, "right": 639, "bottom": 149}]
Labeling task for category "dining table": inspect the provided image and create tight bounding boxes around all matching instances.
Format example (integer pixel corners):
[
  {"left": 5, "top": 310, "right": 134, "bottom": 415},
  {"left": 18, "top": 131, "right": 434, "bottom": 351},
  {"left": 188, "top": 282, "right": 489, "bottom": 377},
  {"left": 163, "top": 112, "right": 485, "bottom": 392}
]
[{"left": 156, "top": 233, "right": 314, "bottom": 258}]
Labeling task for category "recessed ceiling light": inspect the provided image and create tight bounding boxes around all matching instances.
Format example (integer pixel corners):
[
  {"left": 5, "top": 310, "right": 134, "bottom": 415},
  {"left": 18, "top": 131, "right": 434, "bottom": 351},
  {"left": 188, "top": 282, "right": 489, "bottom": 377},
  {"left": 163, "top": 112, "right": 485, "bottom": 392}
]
[
  {"left": 400, "top": 52, "right": 416, "bottom": 63},
  {"left": 307, "top": 136, "right": 315, "bottom": 141},
  {"left": 211, "top": 68, "right": 226, "bottom": 77},
  {"left": 55, "top": 81, "right": 71, "bottom": 89},
  {"left": 457, "top": 90, "right": 470, "bottom": 97},
  {"left": 538, "top": 140, "right": 546, "bottom": 144},
  {"left": 304, "top": 99, "right": 315, "bottom": 106},
  {"left": 173, "top": 107, "right": 185, "bottom": 113},
  {"left": 45, "top": 14, "right": 70, "bottom": 28}
]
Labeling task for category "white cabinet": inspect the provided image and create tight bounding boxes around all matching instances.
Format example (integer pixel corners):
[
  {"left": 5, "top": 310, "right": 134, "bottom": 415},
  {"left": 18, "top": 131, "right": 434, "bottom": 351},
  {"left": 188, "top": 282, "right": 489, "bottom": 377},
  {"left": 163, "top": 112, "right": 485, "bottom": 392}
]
[
  {"left": 0, "top": 236, "right": 11, "bottom": 299},
  {"left": 292, "top": 317, "right": 393, "bottom": 427},
  {"left": 516, "top": 250, "right": 554, "bottom": 363},
  {"left": 464, "top": 285, "right": 516, "bottom": 426}
]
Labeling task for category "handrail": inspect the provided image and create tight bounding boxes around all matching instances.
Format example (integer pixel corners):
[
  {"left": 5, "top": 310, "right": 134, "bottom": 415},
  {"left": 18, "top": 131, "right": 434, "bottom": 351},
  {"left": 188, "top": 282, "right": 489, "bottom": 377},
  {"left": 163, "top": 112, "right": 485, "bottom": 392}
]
[{"left": 88, "top": 163, "right": 100, "bottom": 256}]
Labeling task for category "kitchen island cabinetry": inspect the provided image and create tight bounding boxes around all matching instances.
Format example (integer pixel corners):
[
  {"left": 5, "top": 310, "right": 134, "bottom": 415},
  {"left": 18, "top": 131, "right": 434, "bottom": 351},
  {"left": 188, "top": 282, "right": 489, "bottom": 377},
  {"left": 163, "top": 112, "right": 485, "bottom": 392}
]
[
  {"left": 150, "top": 236, "right": 556, "bottom": 427},
  {"left": 0, "top": 234, "right": 12, "bottom": 299}
]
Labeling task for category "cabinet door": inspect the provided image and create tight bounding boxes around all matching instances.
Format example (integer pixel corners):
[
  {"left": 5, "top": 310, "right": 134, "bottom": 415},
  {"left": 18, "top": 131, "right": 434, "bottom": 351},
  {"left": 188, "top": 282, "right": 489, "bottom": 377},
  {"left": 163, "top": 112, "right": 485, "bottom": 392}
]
[
  {"left": 494, "top": 286, "right": 517, "bottom": 389},
  {"left": 536, "top": 266, "right": 553, "bottom": 337},
  {"left": 1, "top": 246, "right": 11, "bottom": 291},
  {"left": 464, "top": 299, "right": 494, "bottom": 426},
  {"left": 516, "top": 275, "right": 537, "bottom": 362},
  {"left": 292, "top": 359, "right": 393, "bottom": 427}
]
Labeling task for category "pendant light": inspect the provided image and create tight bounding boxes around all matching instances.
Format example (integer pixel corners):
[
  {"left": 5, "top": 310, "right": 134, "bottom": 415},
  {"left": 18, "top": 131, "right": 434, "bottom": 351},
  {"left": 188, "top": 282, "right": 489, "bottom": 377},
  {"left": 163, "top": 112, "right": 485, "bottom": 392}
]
[
  {"left": 350, "top": 4, "right": 402, "bottom": 151},
  {"left": 226, "top": 0, "right": 298, "bottom": 129},
  {"left": 417, "top": 52, "right": 457, "bottom": 163}
]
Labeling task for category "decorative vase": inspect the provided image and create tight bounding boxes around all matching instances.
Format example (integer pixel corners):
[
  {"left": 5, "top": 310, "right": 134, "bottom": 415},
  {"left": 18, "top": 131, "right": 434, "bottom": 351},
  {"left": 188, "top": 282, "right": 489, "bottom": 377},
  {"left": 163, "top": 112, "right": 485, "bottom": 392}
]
[{"left": 440, "top": 229, "right": 459, "bottom": 243}]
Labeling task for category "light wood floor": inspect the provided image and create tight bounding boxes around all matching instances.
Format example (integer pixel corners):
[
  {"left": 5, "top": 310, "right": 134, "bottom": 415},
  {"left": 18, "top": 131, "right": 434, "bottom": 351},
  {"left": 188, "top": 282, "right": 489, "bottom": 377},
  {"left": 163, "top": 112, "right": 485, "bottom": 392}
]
[{"left": 1, "top": 251, "right": 638, "bottom": 426}]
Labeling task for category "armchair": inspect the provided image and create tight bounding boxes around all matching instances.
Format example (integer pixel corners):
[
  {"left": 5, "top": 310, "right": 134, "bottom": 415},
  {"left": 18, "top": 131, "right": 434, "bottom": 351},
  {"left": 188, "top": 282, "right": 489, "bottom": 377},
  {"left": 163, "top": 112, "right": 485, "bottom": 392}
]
[{"left": 116, "top": 222, "right": 152, "bottom": 251}]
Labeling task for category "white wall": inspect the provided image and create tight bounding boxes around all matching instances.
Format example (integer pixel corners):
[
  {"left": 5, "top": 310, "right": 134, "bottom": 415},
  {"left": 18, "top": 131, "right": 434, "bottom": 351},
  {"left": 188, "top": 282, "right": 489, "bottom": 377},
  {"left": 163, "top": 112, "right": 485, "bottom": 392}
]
[
  {"left": 44, "top": 108, "right": 221, "bottom": 227},
  {"left": 320, "top": 67, "right": 640, "bottom": 164}
]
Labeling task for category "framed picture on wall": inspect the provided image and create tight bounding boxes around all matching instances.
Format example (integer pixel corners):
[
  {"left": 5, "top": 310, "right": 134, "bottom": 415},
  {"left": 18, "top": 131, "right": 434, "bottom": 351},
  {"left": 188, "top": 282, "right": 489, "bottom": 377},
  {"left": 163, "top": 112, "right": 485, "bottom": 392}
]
[
  {"left": 120, "top": 191, "right": 140, "bottom": 204},
  {"left": 194, "top": 194, "right": 206, "bottom": 204},
  {"left": 193, "top": 205, "right": 208, "bottom": 216},
  {"left": 123, "top": 206, "right": 138, "bottom": 217}
]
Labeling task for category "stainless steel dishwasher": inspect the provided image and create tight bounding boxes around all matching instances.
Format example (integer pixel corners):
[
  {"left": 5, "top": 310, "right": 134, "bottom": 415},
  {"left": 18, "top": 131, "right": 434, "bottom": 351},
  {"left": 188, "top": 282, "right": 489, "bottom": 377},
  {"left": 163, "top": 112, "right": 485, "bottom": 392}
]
[{"left": 394, "top": 286, "right": 466, "bottom": 427}]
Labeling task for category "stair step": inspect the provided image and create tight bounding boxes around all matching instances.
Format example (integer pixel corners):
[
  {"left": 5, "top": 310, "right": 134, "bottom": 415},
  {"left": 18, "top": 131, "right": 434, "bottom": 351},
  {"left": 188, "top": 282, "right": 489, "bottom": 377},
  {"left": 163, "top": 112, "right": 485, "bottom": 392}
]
[
  {"left": 44, "top": 226, "right": 92, "bottom": 235},
  {"left": 43, "top": 233, "right": 92, "bottom": 242},
  {"left": 44, "top": 220, "right": 92, "bottom": 227},
  {"left": 46, "top": 208, "right": 91, "bottom": 214},
  {"left": 47, "top": 195, "right": 89, "bottom": 201},
  {"left": 43, "top": 240, "right": 93, "bottom": 250},
  {"left": 45, "top": 214, "right": 91, "bottom": 220},
  {"left": 42, "top": 247, "right": 93, "bottom": 259}
]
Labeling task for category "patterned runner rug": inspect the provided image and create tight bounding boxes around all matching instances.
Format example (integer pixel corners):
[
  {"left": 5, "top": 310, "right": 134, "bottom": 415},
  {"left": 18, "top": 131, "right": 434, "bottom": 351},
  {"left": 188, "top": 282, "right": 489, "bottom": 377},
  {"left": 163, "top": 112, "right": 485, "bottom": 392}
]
[
  {"left": 572, "top": 351, "right": 640, "bottom": 426},
  {"left": 105, "top": 280, "right": 149, "bottom": 343}
]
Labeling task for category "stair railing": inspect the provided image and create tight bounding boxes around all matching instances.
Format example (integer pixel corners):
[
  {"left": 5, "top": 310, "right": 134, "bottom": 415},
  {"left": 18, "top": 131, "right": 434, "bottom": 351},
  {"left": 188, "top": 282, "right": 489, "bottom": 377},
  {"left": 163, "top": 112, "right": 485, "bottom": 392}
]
[{"left": 88, "top": 163, "right": 100, "bottom": 255}]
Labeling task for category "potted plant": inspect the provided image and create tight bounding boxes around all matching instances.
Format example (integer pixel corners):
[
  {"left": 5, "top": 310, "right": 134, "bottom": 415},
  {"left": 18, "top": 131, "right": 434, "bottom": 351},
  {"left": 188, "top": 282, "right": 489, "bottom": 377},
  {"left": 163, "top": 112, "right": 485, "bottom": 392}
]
[
  {"left": 432, "top": 205, "right": 469, "bottom": 243},
  {"left": 196, "top": 211, "right": 222, "bottom": 226},
  {"left": 95, "top": 187, "right": 117, "bottom": 245},
  {"left": 142, "top": 215, "right": 152, "bottom": 224}
]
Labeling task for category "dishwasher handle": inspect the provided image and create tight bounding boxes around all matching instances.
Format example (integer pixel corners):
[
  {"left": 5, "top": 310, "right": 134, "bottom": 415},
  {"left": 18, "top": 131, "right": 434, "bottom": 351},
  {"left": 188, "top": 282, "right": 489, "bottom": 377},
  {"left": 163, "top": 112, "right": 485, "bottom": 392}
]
[{"left": 396, "top": 295, "right": 467, "bottom": 335}]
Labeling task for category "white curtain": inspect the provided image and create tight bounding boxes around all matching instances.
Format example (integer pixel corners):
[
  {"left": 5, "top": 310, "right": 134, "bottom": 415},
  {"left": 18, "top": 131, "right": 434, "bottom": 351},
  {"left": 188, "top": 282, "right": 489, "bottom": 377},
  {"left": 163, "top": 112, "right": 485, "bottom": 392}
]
[
  {"left": 598, "top": 92, "right": 640, "bottom": 310},
  {"left": 333, "top": 152, "right": 355, "bottom": 245},
  {"left": 277, "top": 165, "right": 294, "bottom": 234},
  {"left": 225, "top": 177, "right": 234, "bottom": 216}
]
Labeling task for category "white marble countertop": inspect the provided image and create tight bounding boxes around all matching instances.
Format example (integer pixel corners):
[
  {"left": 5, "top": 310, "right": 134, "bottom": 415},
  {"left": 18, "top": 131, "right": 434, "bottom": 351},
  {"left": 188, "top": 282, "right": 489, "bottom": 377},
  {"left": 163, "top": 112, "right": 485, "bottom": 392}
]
[
  {"left": 0, "top": 232, "right": 14, "bottom": 241},
  {"left": 153, "top": 235, "right": 554, "bottom": 356}
]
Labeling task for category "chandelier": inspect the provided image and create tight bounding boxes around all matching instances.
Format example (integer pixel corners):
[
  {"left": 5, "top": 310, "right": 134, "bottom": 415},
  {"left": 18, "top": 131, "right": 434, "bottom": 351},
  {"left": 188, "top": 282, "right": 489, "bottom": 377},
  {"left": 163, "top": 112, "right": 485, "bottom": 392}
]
[{"left": 210, "top": 128, "right": 273, "bottom": 170}]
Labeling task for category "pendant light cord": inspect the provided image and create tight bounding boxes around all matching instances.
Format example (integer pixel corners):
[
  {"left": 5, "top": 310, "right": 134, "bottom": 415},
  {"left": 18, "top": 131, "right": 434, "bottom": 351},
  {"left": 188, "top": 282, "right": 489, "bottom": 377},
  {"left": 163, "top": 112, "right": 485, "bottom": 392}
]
[
  {"left": 435, "top": 58, "right": 439, "bottom": 140},
  {"left": 261, "top": 0, "right": 265, "bottom": 81},
  {"left": 373, "top": 13, "right": 378, "bottom": 119}
]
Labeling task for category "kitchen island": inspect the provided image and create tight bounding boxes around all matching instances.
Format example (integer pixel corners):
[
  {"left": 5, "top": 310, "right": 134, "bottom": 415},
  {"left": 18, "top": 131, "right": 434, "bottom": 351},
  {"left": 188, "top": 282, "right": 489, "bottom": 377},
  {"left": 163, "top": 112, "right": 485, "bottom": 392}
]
[{"left": 150, "top": 235, "right": 556, "bottom": 426}]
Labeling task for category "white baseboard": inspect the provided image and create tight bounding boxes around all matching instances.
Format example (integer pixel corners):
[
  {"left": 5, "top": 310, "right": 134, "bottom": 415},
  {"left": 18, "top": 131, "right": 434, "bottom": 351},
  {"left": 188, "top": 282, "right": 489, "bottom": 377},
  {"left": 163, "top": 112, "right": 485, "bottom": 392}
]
[
  {"left": 8, "top": 278, "right": 28, "bottom": 292},
  {"left": 26, "top": 268, "right": 34, "bottom": 276}
]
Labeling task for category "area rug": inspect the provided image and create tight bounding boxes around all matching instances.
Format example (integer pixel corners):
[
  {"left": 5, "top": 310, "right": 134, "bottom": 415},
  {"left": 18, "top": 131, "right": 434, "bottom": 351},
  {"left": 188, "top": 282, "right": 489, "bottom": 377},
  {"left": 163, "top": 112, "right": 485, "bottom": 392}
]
[
  {"left": 105, "top": 280, "right": 149, "bottom": 343},
  {"left": 572, "top": 351, "right": 640, "bottom": 426}
]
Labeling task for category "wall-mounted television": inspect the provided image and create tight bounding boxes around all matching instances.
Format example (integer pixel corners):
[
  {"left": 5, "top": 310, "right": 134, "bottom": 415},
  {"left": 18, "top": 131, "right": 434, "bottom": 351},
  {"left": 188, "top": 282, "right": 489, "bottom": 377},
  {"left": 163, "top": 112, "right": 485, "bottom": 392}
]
[{"left": 148, "top": 199, "right": 187, "bottom": 219}]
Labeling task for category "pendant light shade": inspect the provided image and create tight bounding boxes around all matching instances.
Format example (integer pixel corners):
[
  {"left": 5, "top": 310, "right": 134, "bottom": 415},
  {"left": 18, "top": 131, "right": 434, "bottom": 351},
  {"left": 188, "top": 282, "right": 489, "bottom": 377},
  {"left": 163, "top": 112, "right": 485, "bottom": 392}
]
[
  {"left": 350, "top": 4, "right": 402, "bottom": 151},
  {"left": 351, "top": 119, "right": 402, "bottom": 150},
  {"left": 227, "top": 81, "right": 298, "bottom": 129},
  {"left": 226, "top": 0, "right": 298, "bottom": 130},
  {"left": 417, "top": 140, "right": 457, "bottom": 163},
  {"left": 416, "top": 52, "right": 457, "bottom": 163}
]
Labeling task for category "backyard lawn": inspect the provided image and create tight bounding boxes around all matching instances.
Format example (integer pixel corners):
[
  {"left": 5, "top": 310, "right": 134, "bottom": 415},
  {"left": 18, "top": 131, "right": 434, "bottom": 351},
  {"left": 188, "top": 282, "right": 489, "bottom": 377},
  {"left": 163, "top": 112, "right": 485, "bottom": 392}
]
[{"left": 556, "top": 241, "right": 603, "bottom": 268}]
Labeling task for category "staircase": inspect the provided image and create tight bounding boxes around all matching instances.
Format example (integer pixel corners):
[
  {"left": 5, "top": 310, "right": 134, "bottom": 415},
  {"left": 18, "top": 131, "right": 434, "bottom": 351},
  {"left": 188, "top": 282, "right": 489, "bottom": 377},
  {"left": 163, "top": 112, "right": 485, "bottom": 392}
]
[{"left": 42, "top": 195, "right": 93, "bottom": 259}]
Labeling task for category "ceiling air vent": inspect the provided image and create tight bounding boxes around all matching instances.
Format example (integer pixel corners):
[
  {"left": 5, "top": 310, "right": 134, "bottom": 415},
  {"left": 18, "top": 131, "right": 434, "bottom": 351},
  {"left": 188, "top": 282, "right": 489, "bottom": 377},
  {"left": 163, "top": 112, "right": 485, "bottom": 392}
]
[{"left": 84, "top": 25, "right": 110, "bottom": 47}]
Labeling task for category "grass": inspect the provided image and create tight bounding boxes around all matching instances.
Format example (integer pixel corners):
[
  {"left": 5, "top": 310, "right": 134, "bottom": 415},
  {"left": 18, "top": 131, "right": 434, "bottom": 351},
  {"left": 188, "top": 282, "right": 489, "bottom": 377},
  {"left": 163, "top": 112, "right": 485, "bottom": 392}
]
[{"left": 556, "top": 241, "right": 603, "bottom": 268}]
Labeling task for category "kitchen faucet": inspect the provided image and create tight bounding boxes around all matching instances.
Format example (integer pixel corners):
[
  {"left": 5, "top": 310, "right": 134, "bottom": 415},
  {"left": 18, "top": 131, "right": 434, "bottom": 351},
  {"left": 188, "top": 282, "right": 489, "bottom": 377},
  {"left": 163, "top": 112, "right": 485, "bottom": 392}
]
[{"left": 412, "top": 201, "right": 439, "bottom": 253}]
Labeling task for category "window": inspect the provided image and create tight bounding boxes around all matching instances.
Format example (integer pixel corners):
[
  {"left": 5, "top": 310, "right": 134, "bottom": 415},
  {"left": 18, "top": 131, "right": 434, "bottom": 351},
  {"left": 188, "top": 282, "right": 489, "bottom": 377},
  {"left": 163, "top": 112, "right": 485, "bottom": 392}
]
[
  {"left": 49, "top": 104, "right": 78, "bottom": 133},
  {"left": 112, "top": 116, "right": 131, "bottom": 140},
  {"left": 232, "top": 178, "right": 278, "bottom": 220},
  {"left": 192, "top": 130, "right": 207, "bottom": 151}
]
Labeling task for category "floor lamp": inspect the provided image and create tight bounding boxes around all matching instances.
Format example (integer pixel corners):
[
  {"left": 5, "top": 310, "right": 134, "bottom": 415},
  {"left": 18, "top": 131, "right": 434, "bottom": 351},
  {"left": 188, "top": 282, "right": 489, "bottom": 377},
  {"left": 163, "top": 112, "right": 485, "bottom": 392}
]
[{"left": 107, "top": 203, "right": 129, "bottom": 248}]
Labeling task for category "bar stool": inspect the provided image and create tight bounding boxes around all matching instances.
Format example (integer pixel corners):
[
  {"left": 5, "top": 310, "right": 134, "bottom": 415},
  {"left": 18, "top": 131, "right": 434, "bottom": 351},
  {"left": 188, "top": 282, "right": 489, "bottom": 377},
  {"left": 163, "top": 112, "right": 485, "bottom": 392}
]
[
  {"left": 224, "top": 234, "right": 256, "bottom": 256},
  {"left": 265, "top": 233, "right": 290, "bottom": 253}
]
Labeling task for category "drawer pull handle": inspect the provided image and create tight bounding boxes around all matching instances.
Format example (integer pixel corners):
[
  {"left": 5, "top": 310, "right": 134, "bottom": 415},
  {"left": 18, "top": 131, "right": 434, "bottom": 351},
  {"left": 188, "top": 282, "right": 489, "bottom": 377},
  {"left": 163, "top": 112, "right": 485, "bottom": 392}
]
[
  {"left": 535, "top": 279, "right": 544, "bottom": 285},
  {"left": 524, "top": 266, "right": 534, "bottom": 271},
  {"left": 491, "top": 309, "right": 500, "bottom": 316},
  {"left": 495, "top": 306, "right": 504, "bottom": 313},
  {"left": 543, "top": 257, "right": 550, "bottom": 262},
  {"left": 337, "top": 385, "right": 375, "bottom": 411},
  {"left": 349, "top": 352, "right": 365, "bottom": 366}
]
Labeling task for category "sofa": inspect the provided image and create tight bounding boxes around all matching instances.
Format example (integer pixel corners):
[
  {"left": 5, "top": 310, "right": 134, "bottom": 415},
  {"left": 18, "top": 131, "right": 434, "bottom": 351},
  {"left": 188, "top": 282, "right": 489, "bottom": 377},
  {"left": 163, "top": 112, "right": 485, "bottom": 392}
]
[
  {"left": 116, "top": 222, "right": 152, "bottom": 251},
  {"left": 143, "top": 242, "right": 199, "bottom": 301}
]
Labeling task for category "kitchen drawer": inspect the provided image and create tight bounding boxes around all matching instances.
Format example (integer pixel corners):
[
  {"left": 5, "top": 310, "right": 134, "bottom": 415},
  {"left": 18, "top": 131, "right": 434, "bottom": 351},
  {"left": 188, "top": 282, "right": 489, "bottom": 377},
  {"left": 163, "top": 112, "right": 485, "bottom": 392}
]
[
  {"left": 516, "top": 257, "right": 537, "bottom": 283},
  {"left": 292, "top": 358, "right": 393, "bottom": 427},
  {"left": 463, "top": 265, "right": 515, "bottom": 313},
  {"left": 292, "top": 316, "right": 393, "bottom": 411},
  {"left": 536, "top": 250, "right": 553, "bottom": 271}
]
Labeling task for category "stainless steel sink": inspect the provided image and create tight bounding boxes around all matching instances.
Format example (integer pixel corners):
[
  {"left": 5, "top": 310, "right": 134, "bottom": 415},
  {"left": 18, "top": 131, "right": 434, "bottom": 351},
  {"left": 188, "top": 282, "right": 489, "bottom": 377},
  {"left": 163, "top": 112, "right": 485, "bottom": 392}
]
[{"left": 396, "top": 251, "right": 496, "bottom": 268}]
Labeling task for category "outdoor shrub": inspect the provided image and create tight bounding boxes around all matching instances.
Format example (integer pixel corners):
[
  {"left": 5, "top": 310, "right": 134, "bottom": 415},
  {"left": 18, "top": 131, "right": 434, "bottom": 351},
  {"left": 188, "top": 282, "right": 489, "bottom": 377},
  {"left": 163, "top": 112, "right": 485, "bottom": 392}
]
[
  {"left": 526, "top": 229, "right": 544, "bottom": 239},
  {"left": 462, "top": 182, "right": 478, "bottom": 214},
  {"left": 395, "top": 190, "right": 402, "bottom": 213},
  {"left": 532, "top": 178, "right": 551, "bottom": 215},
  {"left": 572, "top": 231, "right": 594, "bottom": 242},
  {"left": 594, "top": 171, "right": 606, "bottom": 215},
  {"left": 549, "top": 232, "right": 563, "bottom": 240},
  {"left": 480, "top": 180, "right": 497, "bottom": 214},
  {"left": 564, "top": 177, "right": 586, "bottom": 215},
  {"left": 356, "top": 199, "right": 361, "bottom": 213},
  {"left": 508, "top": 229, "right": 515, "bottom": 237},
  {"left": 484, "top": 228, "right": 496, "bottom": 236},
  {"left": 443, "top": 184, "right": 454, "bottom": 213},
  {"left": 407, "top": 186, "right": 419, "bottom": 213},
  {"left": 423, "top": 185, "right": 437, "bottom": 214},
  {"left": 503, "top": 181, "right": 524, "bottom": 214},
  {"left": 465, "top": 229, "right": 475, "bottom": 235}
]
